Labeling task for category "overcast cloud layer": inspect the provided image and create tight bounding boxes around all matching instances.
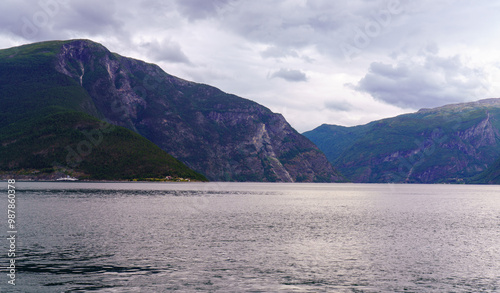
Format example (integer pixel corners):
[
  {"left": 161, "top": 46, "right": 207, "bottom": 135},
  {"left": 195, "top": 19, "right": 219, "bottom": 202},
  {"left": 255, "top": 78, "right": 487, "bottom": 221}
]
[{"left": 2, "top": 0, "right": 500, "bottom": 131}]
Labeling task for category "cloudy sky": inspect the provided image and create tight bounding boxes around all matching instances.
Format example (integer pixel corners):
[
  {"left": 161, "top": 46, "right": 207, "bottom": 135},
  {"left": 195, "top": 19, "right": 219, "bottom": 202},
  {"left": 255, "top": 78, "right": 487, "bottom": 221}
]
[{"left": 2, "top": 0, "right": 500, "bottom": 132}]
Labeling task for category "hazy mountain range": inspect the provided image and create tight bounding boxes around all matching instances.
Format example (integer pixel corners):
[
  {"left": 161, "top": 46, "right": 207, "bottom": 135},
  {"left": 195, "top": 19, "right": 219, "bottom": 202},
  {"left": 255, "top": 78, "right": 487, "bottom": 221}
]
[{"left": 304, "top": 99, "right": 500, "bottom": 184}]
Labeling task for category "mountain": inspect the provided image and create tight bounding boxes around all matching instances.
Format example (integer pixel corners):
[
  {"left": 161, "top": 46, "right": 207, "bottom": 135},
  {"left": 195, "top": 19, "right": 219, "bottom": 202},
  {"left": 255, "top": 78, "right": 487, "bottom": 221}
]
[
  {"left": 304, "top": 99, "right": 500, "bottom": 183},
  {"left": 0, "top": 39, "right": 342, "bottom": 182},
  {"left": 0, "top": 41, "right": 207, "bottom": 181}
]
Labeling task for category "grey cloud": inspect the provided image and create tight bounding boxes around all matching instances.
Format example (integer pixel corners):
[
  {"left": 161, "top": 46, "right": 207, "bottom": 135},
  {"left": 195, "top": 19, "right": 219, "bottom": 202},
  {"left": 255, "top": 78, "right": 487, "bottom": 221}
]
[
  {"left": 271, "top": 68, "right": 308, "bottom": 82},
  {"left": 2, "top": 0, "right": 498, "bottom": 61},
  {"left": 140, "top": 39, "right": 191, "bottom": 64},
  {"left": 219, "top": 1, "right": 334, "bottom": 49},
  {"left": 0, "top": 0, "right": 472, "bottom": 63},
  {"left": 369, "top": 62, "right": 409, "bottom": 79},
  {"left": 0, "top": 0, "right": 60, "bottom": 40},
  {"left": 324, "top": 100, "right": 353, "bottom": 112},
  {"left": 0, "top": 0, "right": 129, "bottom": 42},
  {"left": 174, "top": 0, "right": 232, "bottom": 21},
  {"left": 355, "top": 54, "right": 488, "bottom": 109},
  {"left": 260, "top": 46, "right": 299, "bottom": 59},
  {"left": 424, "top": 42, "right": 439, "bottom": 55},
  {"left": 307, "top": 13, "right": 343, "bottom": 33},
  {"left": 0, "top": 1, "right": 31, "bottom": 29},
  {"left": 215, "top": 0, "right": 407, "bottom": 61},
  {"left": 56, "top": 1, "right": 125, "bottom": 36}
]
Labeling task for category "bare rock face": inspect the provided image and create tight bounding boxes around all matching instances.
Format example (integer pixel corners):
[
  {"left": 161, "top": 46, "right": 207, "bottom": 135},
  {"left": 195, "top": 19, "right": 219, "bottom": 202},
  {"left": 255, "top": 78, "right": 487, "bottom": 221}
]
[
  {"left": 55, "top": 40, "right": 342, "bottom": 182},
  {"left": 458, "top": 113, "right": 499, "bottom": 148}
]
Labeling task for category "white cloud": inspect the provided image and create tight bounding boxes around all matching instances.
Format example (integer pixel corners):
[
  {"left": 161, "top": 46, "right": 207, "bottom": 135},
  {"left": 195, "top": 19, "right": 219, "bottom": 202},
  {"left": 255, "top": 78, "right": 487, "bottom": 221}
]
[
  {"left": 138, "top": 38, "right": 191, "bottom": 64},
  {"left": 324, "top": 100, "right": 354, "bottom": 112}
]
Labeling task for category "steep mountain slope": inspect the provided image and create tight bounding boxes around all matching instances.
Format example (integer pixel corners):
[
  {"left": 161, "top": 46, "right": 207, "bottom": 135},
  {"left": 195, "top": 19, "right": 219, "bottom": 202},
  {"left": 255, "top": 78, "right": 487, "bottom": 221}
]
[
  {"left": 304, "top": 99, "right": 500, "bottom": 183},
  {"left": 0, "top": 39, "right": 342, "bottom": 182},
  {"left": 0, "top": 41, "right": 206, "bottom": 181}
]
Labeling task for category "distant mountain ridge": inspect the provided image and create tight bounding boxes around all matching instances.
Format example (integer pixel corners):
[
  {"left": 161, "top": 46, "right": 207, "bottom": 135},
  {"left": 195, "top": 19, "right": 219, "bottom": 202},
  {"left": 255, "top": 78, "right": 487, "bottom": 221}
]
[
  {"left": 0, "top": 39, "right": 342, "bottom": 182},
  {"left": 304, "top": 98, "right": 500, "bottom": 184},
  {"left": 417, "top": 98, "right": 500, "bottom": 114}
]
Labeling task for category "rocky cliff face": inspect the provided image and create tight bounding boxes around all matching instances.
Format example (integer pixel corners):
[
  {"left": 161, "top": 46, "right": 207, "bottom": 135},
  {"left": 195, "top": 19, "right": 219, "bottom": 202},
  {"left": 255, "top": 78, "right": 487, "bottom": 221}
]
[
  {"left": 53, "top": 40, "right": 341, "bottom": 182},
  {"left": 304, "top": 99, "right": 500, "bottom": 183}
]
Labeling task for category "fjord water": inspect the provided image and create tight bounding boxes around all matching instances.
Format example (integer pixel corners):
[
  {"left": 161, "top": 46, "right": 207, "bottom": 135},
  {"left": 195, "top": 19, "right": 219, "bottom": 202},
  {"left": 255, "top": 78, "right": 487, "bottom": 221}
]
[{"left": 1, "top": 182, "right": 499, "bottom": 292}]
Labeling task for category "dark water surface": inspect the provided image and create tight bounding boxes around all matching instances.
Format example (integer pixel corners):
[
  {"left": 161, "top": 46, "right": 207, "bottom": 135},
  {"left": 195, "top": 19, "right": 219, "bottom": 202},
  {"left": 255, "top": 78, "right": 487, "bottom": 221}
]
[{"left": 1, "top": 182, "right": 499, "bottom": 292}]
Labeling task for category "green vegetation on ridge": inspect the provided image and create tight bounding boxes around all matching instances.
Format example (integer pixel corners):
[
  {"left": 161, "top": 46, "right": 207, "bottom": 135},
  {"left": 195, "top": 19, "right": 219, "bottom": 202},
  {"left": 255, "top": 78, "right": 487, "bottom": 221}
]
[{"left": 0, "top": 111, "right": 207, "bottom": 181}]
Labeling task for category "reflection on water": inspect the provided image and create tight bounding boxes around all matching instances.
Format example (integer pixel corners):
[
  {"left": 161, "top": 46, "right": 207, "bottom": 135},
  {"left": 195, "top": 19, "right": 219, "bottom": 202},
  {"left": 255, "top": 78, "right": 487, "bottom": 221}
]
[{"left": 1, "top": 182, "right": 499, "bottom": 292}]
